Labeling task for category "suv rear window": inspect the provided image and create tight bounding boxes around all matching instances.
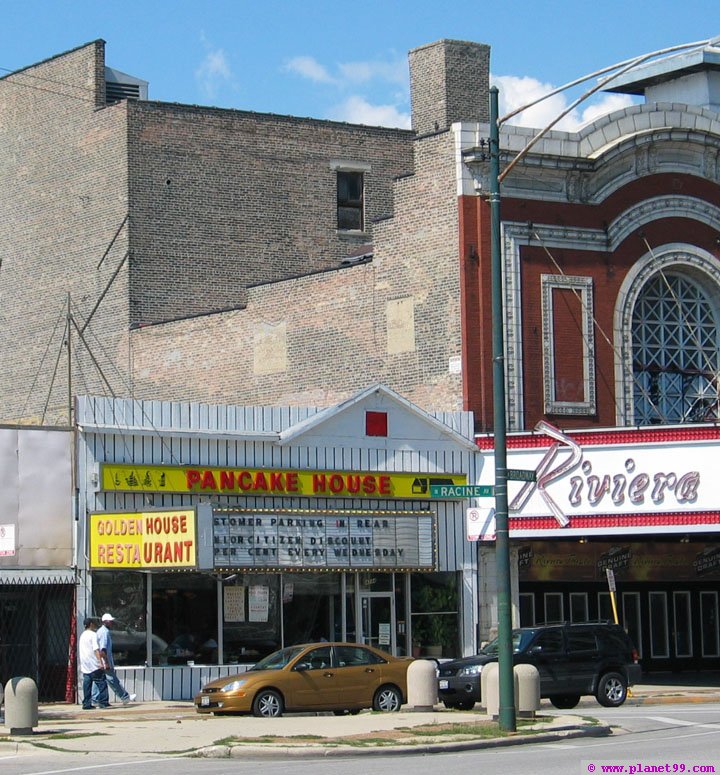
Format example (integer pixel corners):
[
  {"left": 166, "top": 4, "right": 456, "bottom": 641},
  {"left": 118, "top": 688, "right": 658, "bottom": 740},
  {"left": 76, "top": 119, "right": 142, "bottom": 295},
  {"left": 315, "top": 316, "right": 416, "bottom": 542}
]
[{"left": 567, "top": 631, "right": 598, "bottom": 652}]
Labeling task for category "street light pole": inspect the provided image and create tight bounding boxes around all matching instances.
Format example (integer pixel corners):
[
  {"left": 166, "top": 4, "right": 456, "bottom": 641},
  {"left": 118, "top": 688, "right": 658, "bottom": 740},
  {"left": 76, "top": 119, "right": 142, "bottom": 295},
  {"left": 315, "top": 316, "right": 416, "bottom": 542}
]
[{"left": 489, "top": 84, "right": 516, "bottom": 732}]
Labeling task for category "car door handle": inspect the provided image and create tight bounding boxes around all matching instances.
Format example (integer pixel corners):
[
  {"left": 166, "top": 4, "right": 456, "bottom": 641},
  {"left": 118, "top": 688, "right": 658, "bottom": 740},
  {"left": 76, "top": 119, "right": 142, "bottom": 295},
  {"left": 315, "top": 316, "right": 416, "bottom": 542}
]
[
  {"left": 364, "top": 668, "right": 375, "bottom": 673},
  {"left": 323, "top": 671, "right": 334, "bottom": 678}
]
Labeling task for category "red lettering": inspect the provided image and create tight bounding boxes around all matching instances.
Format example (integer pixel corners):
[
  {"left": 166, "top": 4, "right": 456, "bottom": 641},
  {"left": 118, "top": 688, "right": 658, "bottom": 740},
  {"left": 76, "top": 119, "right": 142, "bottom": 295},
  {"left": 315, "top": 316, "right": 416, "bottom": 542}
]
[
  {"left": 144, "top": 543, "right": 153, "bottom": 563},
  {"left": 362, "top": 475, "right": 377, "bottom": 494},
  {"left": 98, "top": 545, "right": 106, "bottom": 563},
  {"left": 329, "top": 474, "right": 345, "bottom": 493},
  {"left": 201, "top": 470, "right": 217, "bottom": 490},
  {"left": 347, "top": 475, "right": 361, "bottom": 494},
  {"left": 154, "top": 543, "right": 163, "bottom": 562},
  {"left": 238, "top": 471, "right": 253, "bottom": 490},
  {"left": 378, "top": 475, "right": 391, "bottom": 495},
  {"left": 269, "top": 472, "right": 284, "bottom": 491},
  {"left": 186, "top": 470, "right": 201, "bottom": 488},
  {"left": 219, "top": 471, "right": 235, "bottom": 490},
  {"left": 253, "top": 472, "right": 268, "bottom": 491},
  {"left": 286, "top": 472, "right": 299, "bottom": 492},
  {"left": 178, "top": 515, "right": 187, "bottom": 533},
  {"left": 313, "top": 474, "right": 326, "bottom": 493}
]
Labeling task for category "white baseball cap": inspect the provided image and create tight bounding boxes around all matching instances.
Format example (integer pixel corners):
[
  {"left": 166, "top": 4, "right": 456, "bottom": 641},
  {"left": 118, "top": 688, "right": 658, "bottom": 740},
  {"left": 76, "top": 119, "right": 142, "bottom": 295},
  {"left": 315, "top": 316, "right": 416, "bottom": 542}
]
[{"left": 101, "top": 613, "right": 116, "bottom": 622}]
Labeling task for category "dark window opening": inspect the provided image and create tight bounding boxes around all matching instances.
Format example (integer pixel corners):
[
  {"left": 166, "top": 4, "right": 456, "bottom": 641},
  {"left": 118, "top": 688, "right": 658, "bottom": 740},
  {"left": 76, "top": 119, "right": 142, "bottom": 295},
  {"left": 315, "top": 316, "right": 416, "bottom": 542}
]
[{"left": 337, "top": 171, "right": 364, "bottom": 231}]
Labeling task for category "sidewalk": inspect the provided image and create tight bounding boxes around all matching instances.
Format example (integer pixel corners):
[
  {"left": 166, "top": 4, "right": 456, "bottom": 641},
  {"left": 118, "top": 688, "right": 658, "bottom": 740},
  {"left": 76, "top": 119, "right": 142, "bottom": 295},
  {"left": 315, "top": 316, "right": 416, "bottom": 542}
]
[{"left": 1, "top": 677, "right": 717, "bottom": 759}]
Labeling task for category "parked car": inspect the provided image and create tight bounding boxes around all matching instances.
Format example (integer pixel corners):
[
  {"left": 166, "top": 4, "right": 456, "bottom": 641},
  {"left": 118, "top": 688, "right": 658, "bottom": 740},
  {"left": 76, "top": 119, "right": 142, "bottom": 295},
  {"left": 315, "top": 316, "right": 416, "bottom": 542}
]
[
  {"left": 438, "top": 622, "right": 641, "bottom": 710},
  {"left": 194, "top": 642, "right": 412, "bottom": 717}
]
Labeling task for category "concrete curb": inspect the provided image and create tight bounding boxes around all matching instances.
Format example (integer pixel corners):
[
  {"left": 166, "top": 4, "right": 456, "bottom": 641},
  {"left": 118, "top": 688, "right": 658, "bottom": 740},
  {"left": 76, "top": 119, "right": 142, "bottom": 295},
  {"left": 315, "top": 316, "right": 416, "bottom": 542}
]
[{"left": 193, "top": 723, "right": 612, "bottom": 759}]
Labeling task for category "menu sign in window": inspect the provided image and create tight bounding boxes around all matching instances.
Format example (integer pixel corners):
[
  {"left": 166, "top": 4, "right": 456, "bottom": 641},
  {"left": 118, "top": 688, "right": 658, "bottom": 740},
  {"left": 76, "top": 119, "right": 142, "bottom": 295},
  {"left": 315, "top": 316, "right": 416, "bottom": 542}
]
[{"left": 212, "top": 511, "right": 436, "bottom": 570}]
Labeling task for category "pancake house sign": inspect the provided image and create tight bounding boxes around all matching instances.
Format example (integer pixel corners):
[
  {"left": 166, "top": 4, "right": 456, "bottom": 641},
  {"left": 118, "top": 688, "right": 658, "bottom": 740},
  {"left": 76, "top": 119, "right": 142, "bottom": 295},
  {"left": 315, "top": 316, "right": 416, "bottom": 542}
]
[{"left": 100, "top": 464, "right": 466, "bottom": 500}]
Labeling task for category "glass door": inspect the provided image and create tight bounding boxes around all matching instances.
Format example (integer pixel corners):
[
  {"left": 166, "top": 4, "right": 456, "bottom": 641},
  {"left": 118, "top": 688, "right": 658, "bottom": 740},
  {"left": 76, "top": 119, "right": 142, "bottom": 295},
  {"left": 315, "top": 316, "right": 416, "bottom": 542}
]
[{"left": 360, "top": 591, "right": 395, "bottom": 654}]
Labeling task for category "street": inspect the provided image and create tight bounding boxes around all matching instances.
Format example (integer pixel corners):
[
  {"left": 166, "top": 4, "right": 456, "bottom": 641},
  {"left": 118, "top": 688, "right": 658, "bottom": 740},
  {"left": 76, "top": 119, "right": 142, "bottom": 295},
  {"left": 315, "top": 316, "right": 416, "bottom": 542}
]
[{"left": 1, "top": 702, "right": 719, "bottom": 775}]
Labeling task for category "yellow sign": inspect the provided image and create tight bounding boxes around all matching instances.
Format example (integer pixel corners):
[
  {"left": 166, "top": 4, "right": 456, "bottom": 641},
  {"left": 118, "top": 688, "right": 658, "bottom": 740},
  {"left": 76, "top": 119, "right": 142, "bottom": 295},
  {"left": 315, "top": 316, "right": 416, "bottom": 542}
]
[
  {"left": 100, "top": 464, "right": 467, "bottom": 500},
  {"left": 89, "top": 510, "right": 197, "bottom": 569}
]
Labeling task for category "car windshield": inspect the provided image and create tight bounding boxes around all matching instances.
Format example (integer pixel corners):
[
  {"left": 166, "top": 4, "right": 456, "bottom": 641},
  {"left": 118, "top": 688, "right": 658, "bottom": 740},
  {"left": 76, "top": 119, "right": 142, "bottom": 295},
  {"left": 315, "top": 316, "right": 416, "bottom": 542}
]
[
  {"left": 249, "top": 645, "right": 306, "bottom": 671},
  {"left": 480, "top": 629, "right": 536, "bottom": 655}
]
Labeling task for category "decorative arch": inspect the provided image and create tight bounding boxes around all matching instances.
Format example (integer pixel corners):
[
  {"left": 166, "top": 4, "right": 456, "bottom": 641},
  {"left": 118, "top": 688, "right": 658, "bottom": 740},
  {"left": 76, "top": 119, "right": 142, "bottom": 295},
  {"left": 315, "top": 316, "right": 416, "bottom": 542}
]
[{"left": 614, "top": 244, "right": 720, "bottom": 425}]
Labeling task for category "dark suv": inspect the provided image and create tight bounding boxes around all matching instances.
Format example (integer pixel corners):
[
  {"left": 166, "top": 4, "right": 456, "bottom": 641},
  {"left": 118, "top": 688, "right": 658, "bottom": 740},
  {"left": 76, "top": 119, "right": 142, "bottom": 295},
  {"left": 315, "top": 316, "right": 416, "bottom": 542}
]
[{"left": 438, "top": 622, "right": 641, "bottom": 710}]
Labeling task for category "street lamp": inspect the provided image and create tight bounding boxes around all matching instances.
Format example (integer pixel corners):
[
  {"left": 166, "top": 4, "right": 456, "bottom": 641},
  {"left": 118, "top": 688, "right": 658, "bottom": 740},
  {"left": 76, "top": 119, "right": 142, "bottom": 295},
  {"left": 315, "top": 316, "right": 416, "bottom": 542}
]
[{"left": 484, "top": 34, "right": 719, "bottom": 733}]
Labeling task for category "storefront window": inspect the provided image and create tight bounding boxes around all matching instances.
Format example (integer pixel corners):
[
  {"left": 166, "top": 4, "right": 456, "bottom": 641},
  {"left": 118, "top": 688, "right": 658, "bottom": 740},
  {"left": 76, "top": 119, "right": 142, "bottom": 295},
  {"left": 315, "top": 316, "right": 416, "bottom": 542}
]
[
  {"left": 410, "top": 572, "right": 459, "bottom": 658},
  {"left": 91, "top": 572, "right": 149, "bottom": 666},
  {"left": 152, "top": 572, "right": 217, "bottom": 665},
  {"left": 281, "top": 573, "right": 341, "bottom": 644},
  {"left": 221, "top": 574, "right": 280, "bottom": 663}
]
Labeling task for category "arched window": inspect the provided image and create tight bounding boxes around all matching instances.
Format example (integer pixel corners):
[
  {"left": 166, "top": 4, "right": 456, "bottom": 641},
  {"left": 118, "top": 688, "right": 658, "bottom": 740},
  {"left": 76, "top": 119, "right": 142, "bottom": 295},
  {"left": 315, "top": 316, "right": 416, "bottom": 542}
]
[{"left": 632, "top": 271, "right": 719, "bottom": 424}]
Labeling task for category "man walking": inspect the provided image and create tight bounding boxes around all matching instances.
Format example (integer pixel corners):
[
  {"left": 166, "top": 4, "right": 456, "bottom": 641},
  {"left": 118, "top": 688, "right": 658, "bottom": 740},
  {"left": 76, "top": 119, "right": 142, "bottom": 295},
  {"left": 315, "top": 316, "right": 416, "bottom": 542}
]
[
  {"left": 79, "top": 617, "right": 110, "bottom": 710},
  {"left": 97, "top": 613, "right": 136, "bottom": 705}
]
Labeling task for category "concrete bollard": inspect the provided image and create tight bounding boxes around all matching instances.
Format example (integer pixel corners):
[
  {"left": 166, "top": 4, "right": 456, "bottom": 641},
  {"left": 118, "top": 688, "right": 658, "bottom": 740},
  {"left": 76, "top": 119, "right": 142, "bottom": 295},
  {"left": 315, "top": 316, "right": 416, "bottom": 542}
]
[
  {"left": 515, "top": 663, "right": 540, "bottom": 718},
  {"left": 4, "top": 677, "right": 38, "bottom": 735},
  {"left": 406, "top": 658, "right": 438, "bottom": 710},
  {"left": 481, "top": 662, "right": 519, "bottom": 719}
]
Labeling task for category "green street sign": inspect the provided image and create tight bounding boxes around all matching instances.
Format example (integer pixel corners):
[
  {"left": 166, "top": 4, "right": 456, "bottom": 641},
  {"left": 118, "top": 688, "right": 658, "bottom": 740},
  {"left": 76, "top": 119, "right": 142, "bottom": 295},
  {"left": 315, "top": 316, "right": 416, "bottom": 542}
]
[
  {"left": 506, "top": 468, "right": 536, "bottom": 482},
  {"left": 429, "top": 484, "right": 494, "bottom": 498}
]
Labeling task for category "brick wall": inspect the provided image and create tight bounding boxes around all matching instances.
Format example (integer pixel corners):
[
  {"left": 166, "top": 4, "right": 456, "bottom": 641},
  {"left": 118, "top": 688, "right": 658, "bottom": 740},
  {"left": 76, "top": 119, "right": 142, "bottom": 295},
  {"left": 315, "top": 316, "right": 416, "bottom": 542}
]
[
  {"left": 129, "top": 130, "right": 465, "bottom": 413},
  {"left": 0, "top": 42, "right": 131, "bottom": 424},
  {"left": 409, "top": 39, "right": 490, "bottom": 135},
  {"left": 127, "top": 102, "right": 414, "bottom": 325}
]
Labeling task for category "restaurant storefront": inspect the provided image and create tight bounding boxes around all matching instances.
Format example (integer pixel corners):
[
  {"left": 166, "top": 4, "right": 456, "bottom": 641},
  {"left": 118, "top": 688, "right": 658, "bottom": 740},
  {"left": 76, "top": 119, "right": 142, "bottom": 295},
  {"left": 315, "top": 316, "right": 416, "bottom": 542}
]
[{"left": 76, "top": 386, "right": 481, "bottom": 699}]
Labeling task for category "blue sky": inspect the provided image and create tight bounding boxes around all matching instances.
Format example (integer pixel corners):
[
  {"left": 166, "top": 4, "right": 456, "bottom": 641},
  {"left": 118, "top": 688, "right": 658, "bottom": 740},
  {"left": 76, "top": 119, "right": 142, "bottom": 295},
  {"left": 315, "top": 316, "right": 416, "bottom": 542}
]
[{"left": 1, "top": 1, "right": 717, "bottom": 129}]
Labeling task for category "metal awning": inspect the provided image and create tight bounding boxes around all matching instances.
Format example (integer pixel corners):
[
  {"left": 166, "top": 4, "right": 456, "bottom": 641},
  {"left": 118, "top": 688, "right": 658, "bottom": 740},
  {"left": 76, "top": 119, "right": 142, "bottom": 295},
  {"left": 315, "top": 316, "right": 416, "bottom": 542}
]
[{"left": 0, "top": 568, "right": 77, "bottom": 585}]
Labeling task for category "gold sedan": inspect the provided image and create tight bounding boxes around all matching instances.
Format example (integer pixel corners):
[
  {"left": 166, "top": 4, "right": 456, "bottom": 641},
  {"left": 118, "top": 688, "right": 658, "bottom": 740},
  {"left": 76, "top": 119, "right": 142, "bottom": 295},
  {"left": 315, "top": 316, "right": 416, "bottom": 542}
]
[{"left": 194, "top": 642, "right": 413, "bottom": 717}]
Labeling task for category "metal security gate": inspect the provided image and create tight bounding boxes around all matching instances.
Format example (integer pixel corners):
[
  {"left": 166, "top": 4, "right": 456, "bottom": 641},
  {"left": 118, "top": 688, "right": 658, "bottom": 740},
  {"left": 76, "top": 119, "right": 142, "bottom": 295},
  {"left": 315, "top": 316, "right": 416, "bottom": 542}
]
[{"left": 0, "top": 584, "right": 75, "bottom": 701}]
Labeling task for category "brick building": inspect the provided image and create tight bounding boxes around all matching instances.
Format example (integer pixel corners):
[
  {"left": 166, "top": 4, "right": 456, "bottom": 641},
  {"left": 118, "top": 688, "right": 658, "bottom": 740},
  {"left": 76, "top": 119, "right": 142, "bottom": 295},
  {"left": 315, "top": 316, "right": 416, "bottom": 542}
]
[
  {"left": 3, "top": 36, "right": 720, "bottom": 674},
  {"left": 0, "top": 40, "right": 415, "bottom": 422},
  {"left": 2, "top": 38, "right": 718, "bottom": 429}
]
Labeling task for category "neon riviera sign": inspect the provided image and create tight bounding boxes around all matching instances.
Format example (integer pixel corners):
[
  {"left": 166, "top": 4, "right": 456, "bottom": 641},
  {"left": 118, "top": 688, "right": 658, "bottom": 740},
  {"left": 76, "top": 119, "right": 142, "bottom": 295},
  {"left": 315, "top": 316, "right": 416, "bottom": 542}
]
[{"left": 507, "top": 422, "right": 701, "bottom": 526}]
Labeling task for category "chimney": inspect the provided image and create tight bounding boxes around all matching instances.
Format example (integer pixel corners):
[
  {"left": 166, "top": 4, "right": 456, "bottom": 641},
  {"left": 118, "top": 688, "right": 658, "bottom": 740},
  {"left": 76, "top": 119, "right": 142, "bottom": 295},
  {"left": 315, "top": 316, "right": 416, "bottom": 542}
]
[{"left": 409, "top": 39, "right": 490, "bottom": 136}]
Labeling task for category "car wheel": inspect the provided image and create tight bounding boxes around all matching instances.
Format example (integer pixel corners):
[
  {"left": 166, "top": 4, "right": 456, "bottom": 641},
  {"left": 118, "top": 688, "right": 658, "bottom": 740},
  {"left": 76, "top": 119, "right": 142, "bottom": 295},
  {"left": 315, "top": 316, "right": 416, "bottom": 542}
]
[
  {"left": 252, "top": 689, "right": 284, "bottom": 717},
  {"left": 596, "top": 672, "right": 627, "bottom": 707},
  {"left": 549, "top": 694, "right": 581, "bottom": 709},
  {"left": 373, "top": 684, "right": 402, "bottom": 712},
  {"left": 443, "top": 700, "right": 475, "bottom": 710}
]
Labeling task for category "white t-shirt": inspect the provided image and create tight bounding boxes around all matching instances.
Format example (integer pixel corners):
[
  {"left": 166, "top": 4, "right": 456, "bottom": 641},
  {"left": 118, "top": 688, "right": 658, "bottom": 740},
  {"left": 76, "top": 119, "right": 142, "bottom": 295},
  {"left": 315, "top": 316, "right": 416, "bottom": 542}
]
[{"left": 79, "top": 628, "right": 102, "bottom": 674}]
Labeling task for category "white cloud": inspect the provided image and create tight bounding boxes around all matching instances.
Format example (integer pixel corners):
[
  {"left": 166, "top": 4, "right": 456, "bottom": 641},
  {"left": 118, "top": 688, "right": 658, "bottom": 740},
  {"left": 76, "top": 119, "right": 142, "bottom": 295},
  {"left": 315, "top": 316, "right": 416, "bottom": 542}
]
[
  {"left": 579, "top": 93, "right": 636, "bottom": 126},
  {"left": 494, "top": 74, "right": 635, "bottom": 131},
  {"left": 285, "top": 56, "right": 336, "bottom": 84},
  {"left": 195, "top": 47, "right": 232, "bottom": 101},
  {"left": 328, "top": 96, "right": 411, "bottom": 129},
  {"left": 337, "top": 58, "right": 408, "bottom": 86}
]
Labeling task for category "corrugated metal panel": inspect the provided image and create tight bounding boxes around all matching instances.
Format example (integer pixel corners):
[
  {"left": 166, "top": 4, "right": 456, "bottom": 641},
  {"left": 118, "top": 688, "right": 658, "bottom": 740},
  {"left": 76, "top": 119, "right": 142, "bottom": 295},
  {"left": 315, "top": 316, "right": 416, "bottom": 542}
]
[
  {"left": 115, "top": 664, "right": 249, "bottom": 701},
  {"left": 76, "top": 395, "right": 478, "bottom": 573}
]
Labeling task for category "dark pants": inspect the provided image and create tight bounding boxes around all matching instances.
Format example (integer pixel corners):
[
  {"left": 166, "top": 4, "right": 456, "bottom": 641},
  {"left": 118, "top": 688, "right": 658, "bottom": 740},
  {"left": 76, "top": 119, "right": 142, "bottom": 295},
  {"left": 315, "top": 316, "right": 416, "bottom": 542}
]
[
  {"left": 96, "top": 667, "right": 129, "bottom": 702},
  {"left": 82, "top": 668, "right": 109, "bottom": 708}
]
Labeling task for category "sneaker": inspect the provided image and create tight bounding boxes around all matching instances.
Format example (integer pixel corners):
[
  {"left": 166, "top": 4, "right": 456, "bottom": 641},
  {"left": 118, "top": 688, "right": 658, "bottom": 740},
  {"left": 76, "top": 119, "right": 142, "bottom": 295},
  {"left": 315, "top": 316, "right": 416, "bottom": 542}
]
[
  {"left": 82, "top": 705, "right": 96, "bottom": 710},
  {"left": 122, "top": 693, "right": 137, "bottom": 705},
  {"left": 97, "top": 704, "right": 111, "bottom": 708}
]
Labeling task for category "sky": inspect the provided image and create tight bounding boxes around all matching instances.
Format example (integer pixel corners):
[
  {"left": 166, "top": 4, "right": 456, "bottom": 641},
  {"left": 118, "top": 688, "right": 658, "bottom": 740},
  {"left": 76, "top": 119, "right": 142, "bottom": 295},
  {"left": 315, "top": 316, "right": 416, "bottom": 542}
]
[{"left": 1, "top": 1, "right": 717, "bottom": 131}]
